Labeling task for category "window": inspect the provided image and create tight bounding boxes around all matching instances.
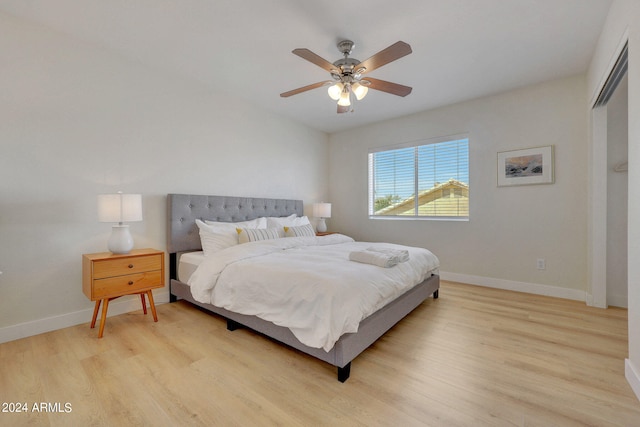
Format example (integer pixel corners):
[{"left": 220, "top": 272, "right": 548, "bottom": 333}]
[{"left": 368, "top": 135, "right": 469, "bottom": 219}]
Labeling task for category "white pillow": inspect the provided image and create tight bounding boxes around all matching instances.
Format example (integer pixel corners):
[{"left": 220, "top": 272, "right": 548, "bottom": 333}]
[
  {"left": 237, "top": 227, "right": 283, "bottom": 244},
  {"left": 284, "top": 224, "right": 316, "bottom": 237},
  {"left": 196, "top": 218, "right": 266, "bottom": 255},
  {"left": 204, "top": 217, "right": 266, "bottom": 229},
  {"left": 267, "top": 214, "right": 310, "bottom": 228}
]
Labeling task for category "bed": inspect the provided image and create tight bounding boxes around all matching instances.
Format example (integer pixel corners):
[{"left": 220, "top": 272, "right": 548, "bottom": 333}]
[{"left": 167, "top": 194, "right": 440, "bottom": 382}]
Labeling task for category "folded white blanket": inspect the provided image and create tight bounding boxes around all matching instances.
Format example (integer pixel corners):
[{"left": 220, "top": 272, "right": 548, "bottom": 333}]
[
  {"left": 349, "top": 250, "right": 397, "bottom": 268},
  {"left": 349, "top": 247, "right": 410, "bottom": 267},
  {"left": 348, "top": 248, "right": 406, "bottom": 268},
  {"left": 366, "top": 247, "right": 410, "bottom": 263}
]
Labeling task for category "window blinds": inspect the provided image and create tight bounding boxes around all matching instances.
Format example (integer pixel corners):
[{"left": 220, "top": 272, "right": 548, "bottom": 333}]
[{"left": 369, "top": 137, "right": 469, "bottom": 219}]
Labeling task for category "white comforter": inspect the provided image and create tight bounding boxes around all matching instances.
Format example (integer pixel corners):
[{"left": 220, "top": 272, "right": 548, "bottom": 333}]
[{"left": 188, "top": 234, "right": 439, "bottom": 351}]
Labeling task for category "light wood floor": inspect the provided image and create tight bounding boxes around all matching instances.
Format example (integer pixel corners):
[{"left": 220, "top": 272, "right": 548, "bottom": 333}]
[{"left": 1, "top": 281, "right": 639, "bottom": 426}]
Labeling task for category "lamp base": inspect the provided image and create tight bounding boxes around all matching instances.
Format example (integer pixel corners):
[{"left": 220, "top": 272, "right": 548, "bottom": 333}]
[
  {"left": 316, "top": 218, "right": 327, "bottom": 233},
  {"left": 108, "top": 225, "right": 134, "bottom": 254}
]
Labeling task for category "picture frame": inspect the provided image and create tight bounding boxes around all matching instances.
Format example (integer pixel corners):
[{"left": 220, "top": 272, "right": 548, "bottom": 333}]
[{"left": 497, "top": 145, "right": 554, "bottom": 187}]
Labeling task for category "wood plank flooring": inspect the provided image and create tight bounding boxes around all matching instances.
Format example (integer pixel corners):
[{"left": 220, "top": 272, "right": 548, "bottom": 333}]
[{"left": 1, "top": 281, "right": 638, "bottom": 426}]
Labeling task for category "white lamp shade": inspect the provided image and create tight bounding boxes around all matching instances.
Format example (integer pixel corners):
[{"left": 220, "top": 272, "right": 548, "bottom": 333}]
[
  {"left": 352, "top": 82, "right": 368, "bottom": 100},
  {"left": 98, "top": 193, "right": 142, "bottom": 223},
  {"left": 337, "top": 90, "right": 351, "bottom": 106},
  {"left": 313, "top": 202, "right": 331, "bottom": 218},
  {"left": 328, "top": 83, "right": 343, "bottom": 100}
]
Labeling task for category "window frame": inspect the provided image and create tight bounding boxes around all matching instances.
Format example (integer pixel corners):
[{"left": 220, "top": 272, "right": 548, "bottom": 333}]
[{"left": 368, "top": 134, "right": 470, "bottom": 221}]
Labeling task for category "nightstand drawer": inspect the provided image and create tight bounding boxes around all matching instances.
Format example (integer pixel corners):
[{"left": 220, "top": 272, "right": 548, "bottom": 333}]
[
  {"left": 92, "top": 254, "right": 162, "bottom": 279},
  {"left": 92, "top": 270, "right": 163, "bottom": 299}
]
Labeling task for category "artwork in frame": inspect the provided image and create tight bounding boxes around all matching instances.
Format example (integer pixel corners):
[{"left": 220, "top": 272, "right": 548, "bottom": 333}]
[{"left": 497, "top": 145, "right": 554, "bottom": 187}]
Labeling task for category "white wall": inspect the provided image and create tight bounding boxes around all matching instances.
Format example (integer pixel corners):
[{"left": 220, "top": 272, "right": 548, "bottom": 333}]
[
  {"left": 0, "top": 13, "right": 329, "bottom": 341},
  {"left": 587, "top": 0, "right": 640, "bottom": 402},
  {"left": 329, "top": 75, "right": 588, "bottom": 300}
]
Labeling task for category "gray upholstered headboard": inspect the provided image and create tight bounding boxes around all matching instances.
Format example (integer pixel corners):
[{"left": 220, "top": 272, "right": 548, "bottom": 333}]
[{"left": 167, "top": 194, "right": 303, "bottom": 254}]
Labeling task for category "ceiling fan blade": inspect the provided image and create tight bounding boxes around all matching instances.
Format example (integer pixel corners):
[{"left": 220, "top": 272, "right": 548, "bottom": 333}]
[
  {"left": 280, "top": 81, "right": 330, "bottom": 98},
  {"left": 355, "top": 41, "right": 412, "bottom": 74},
  {"left": 364, "top": 77, "right": 412, "bottom": 97},
  {"left": 337, "top": 104, "right": 350, "bottom": 114},
  {"left": 292, "top": 48, "right": 338, "bottom": 73}
]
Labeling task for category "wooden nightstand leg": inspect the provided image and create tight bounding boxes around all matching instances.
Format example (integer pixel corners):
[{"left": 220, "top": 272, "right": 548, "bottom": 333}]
[
  {"left": 98, "top": 298, "right": 110, "bottom": 338},
  {"left": 146, "top": 290, "right": 158, "bottom": 322},
  {"left": 90, "top": 300, "right": 101, "bottom": 329},
  {"left": 140, "top": 293, "right": 147, "bottom": 314}
]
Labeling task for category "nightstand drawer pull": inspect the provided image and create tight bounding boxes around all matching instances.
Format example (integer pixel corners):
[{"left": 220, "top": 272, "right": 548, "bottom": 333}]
[
  {"left": 128, "top": 281, "right": 134, "bottom": 285},
  {"left": 128, "top": 264, "right": 134, "bottom": 268}
]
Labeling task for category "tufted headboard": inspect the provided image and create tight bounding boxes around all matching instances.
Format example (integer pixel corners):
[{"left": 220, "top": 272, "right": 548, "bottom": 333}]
[{"left": 167, "top": 194, "right": 304, "bottom": 254}]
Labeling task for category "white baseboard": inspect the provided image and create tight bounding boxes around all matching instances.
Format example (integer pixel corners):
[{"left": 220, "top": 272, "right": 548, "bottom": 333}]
[
  {"left": 0, "top": 291, "right": 170, "bottom": 344},
  {"left": 439, "top": 271, "right": 586, "bottom": 302},
  {"left": 626, "top": 359, "right": 640, "bottom": 402}
]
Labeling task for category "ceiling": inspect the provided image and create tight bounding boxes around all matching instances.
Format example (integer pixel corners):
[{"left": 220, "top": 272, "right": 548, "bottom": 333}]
[{"left": 0, "top": 0, "right": 613, "bottom": 134}]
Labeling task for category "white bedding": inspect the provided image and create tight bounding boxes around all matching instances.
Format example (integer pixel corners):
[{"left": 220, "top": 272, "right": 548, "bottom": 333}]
[
  {"left": 188, "top": 234, "right": 440, "bottom": 351},
  {"left": 178, "top": 251, "right": 205, "bottom": 282}
]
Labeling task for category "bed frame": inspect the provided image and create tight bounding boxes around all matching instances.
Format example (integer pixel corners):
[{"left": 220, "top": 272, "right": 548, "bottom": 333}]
[{"left": 167, "top": 193, "right": 439, "bottom": 382}]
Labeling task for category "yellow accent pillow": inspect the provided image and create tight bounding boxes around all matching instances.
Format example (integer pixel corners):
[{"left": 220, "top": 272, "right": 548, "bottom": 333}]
[
  {"left": 284, "top": 224, "right": 316, "bottom": 237},
  {"left": 237, "top": 227, "right": 283, "bottom": 244}
]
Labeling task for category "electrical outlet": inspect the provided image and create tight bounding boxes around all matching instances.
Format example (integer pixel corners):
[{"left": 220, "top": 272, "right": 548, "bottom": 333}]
[{"left": 537, "top": 258, "right": 546, "bottom": 270}]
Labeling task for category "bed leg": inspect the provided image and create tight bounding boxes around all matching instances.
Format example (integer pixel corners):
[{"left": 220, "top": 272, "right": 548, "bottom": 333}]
[
  {"left": 227, "top": 319, "right": 241, "bottom": 331},
  {"left": 169, "top": 276, "right": 178, "bottom": 303},
  {"left": 433, "top": 289, "right": 439, "bottom": 299},
  {"left": 338, "top": 363, "right": 351, "bottom": 383}
]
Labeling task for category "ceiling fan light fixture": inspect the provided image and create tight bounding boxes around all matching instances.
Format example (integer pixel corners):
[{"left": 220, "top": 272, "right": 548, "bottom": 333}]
[
  {"left": 327, "top": 82, "right": 343, "bottom": 100},
  {"left": 352, "top": 82, "right": 368, "bottom": 100},
  {"left": 337, "top": 89, "right": 351, "bottom": 107}
]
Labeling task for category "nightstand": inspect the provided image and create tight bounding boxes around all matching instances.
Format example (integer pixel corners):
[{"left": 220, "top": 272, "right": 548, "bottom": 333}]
[{"left": 82, "top": 248, "right": 165, "bottom": 338}]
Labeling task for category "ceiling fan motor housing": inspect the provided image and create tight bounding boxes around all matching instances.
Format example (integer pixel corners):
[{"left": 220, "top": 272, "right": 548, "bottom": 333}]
[
  {"left": 332, "top": 40, "right": 364, "bottom": 81},
  {"left": 332, "top": 58, "right": 361, "bottom": 78}
]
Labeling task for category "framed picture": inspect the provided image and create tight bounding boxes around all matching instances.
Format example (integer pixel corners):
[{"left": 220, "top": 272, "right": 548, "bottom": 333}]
[{"left": 497, "top": 145, "right": 554, "bottom": 187}]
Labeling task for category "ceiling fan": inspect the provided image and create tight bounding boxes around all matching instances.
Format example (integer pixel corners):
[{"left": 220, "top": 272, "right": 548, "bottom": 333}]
[{"left": 280, "top": 40, "right": 413, "bottom": 113}]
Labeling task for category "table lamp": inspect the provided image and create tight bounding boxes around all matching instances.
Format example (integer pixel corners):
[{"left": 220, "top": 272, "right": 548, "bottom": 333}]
[
  {"left": 313, "top": 202, "right": 331, "bottom": 233},
  {"left": 98, "top": 192, "right": 142, "bottom": 254}
]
